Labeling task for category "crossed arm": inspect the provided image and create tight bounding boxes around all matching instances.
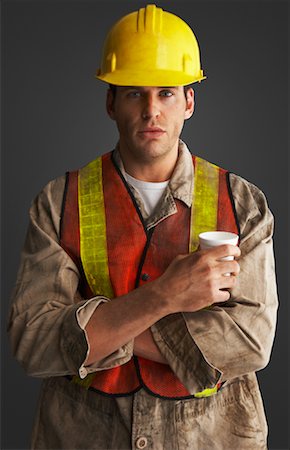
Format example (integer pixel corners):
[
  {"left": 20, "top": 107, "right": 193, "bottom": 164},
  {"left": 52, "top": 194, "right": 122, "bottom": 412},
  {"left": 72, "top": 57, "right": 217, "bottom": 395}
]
[
  {"left": 8, "top": 174, "right": 278, "bottom": 389},
  {"left": 85, "top": 245, "right": 240, "bottom": 366}
]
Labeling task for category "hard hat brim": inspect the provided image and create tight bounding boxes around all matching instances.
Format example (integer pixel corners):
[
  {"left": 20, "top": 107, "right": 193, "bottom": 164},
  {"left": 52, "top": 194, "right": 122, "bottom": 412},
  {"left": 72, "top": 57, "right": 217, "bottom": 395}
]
[{"left": 95, "top": 69, "right": 206, "bottom": 87}]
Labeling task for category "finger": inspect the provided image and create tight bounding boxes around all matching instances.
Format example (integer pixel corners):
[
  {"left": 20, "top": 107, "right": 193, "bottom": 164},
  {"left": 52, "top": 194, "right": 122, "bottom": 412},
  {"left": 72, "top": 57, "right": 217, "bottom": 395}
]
[
  {"left": 213, "top": 289, "right": 231, "bottom": 303},
  {"left": 219, "top": 274, "right": 237, "bottom": 290},
  {"left": 209, "top": 244, "right": 241, "bottom": 259},
  {"left": 217, "top": 260, "right": 240, "bottom": 276}
]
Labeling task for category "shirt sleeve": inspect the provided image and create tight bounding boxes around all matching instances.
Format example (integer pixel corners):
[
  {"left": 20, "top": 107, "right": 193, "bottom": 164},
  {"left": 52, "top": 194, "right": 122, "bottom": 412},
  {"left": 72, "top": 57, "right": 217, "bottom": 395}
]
[
  {"left": 151, "top": 173, "right": 278, "bottom": 394},
  {"left": 7, "top": 176, "right": 133, "bottom": 378}
]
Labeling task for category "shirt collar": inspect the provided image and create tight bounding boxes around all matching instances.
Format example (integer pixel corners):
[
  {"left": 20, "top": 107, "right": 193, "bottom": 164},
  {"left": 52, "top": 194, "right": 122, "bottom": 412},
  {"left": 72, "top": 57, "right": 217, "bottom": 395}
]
[{"left": 112, "top": 139, "right": 194, "bottom": 208}]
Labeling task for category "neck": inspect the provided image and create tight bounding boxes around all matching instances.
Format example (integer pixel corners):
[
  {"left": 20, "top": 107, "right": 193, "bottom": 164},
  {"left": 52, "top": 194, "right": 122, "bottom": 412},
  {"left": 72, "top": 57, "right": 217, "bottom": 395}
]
[{"left": 118, "top": 145, "right": 179, "bottom": 182}]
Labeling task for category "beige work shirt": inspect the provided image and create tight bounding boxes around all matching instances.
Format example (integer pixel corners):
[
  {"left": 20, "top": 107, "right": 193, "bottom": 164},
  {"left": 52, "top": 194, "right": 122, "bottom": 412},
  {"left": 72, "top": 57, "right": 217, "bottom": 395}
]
[{"left": 8, "top": 142, "right": 278, "bottom": 450}]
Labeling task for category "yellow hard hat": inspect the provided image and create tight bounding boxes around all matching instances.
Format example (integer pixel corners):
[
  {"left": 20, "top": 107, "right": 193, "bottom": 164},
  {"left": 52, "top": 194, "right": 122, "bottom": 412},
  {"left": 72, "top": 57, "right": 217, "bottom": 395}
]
[{"left": 96, "top": 4, "right": 206, "bottom": 86}]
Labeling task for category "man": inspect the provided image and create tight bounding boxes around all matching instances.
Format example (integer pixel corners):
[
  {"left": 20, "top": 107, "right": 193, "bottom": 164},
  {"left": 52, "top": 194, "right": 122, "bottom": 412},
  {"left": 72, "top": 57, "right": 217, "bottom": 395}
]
[{"left": 8, "top": 4, "right": 278, "bottom": 449}]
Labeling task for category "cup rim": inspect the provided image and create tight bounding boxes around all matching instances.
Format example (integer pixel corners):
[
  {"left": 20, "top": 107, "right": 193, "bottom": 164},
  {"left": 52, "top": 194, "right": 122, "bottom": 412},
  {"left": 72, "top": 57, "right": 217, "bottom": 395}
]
[{"left": 199, "top": 231, "right": 239, "bottom": 242}]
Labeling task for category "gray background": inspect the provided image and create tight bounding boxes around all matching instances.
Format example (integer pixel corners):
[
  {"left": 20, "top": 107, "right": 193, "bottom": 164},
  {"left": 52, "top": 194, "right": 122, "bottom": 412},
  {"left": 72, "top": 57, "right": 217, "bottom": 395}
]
[{"left": 1, "top": 0, "right": 288, "bottom": 449}]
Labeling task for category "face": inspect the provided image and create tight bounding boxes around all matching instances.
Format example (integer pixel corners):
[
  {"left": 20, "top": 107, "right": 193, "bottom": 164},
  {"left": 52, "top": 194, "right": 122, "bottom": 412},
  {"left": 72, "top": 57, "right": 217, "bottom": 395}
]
[{"left": 106, "top": 86, "right": 194, "bottom": 166}]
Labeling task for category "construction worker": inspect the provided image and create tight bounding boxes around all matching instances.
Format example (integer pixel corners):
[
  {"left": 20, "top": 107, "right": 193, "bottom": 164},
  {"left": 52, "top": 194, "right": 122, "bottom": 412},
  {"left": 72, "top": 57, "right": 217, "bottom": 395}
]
[{"left": 8, "top": 4, "right": 278, "bottom": 450}]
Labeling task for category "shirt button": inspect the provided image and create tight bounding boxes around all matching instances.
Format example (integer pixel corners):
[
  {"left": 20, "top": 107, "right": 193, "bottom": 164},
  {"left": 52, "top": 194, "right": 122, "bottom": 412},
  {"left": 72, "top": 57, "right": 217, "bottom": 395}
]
[
  {"left": 141, "top": 273, "right": 150, "bottom": 281},
  {"left": 136, "top": 436, "right": 148, "bottom": 449},
  {"left": 79, "top": 368, "right": 87, "bottom": 379}
]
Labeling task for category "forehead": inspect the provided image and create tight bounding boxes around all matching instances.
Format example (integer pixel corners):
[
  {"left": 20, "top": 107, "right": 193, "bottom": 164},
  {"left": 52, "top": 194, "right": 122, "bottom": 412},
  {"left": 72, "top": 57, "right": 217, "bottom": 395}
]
[{"left": 117, "top": 86, "right": 180, "bottom": 93}]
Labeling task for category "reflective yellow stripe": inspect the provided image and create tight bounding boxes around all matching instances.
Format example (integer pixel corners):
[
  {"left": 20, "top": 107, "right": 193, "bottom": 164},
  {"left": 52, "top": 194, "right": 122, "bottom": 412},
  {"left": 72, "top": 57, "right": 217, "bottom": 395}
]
[
  {"left": 189, "top": 156, "right": 219, "bottom": 252},
  {"left": 190, "top": 156, "right": 220, "bottom": 398},
  {"left": 194, "top": 385, "right": 218, "bottom": 398},
  {"left": 78, "top": 157, "right": 114, "bottom": 298}
]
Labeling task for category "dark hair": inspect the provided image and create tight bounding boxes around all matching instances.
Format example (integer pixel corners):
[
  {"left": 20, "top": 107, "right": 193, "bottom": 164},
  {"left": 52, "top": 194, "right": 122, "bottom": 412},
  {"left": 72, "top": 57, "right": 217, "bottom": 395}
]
[
  {"left": 183, "top": 85, "right": 191, "bottom": 99},
  {"left": 109, "top": 84, "right": 192, "bottom": 100},
  {"left": 109, "top": 84, "right": 117, "bottom": 97}
]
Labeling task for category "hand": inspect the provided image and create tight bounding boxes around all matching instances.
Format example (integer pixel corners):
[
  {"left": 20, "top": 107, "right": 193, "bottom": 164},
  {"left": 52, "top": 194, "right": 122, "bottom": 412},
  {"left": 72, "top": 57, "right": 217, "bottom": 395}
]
[{"left": 153, "top": 244, "right": 241, "bottom": 315}]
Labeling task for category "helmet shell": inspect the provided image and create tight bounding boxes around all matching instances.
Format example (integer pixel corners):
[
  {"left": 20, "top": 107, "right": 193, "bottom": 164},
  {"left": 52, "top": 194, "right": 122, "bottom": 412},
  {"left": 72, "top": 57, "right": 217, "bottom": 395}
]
[{"left": 96, "top": 4, "right": 206, "bottom": 86}]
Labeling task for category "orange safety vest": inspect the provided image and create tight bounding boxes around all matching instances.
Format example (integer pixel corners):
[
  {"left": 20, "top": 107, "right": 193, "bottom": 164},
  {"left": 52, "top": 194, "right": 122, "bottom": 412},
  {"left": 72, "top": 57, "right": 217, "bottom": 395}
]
[{"left": 60, "top": 150, "right": 239, "bottom": 399}]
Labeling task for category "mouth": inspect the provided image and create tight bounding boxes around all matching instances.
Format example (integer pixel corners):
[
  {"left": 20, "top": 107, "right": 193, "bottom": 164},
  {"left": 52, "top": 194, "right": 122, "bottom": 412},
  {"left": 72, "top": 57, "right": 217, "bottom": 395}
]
[{"left": 138, "top": 127, "right": 166, "bottom": 138}]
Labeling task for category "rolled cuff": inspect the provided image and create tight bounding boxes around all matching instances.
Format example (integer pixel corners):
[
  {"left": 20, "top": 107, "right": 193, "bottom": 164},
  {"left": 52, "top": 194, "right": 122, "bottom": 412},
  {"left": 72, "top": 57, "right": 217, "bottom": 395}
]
[
  {"left": 151, "top": 313, "right": 222, "bottom": 394},
  {"left": 76, "top": 297, "right": 134, "bottom": 379}
]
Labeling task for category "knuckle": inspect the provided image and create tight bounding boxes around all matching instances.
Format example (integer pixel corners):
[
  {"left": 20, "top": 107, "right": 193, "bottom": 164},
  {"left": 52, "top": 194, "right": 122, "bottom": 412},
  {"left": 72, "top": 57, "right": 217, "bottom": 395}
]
[
  {"left": 204, "top": 264, "right": 214, "bottom": 279},
  {"left": 233, "top": 260, "right": 240, "bottom": 273},
  {"left": 204, "top": 259, "right": 212, "bottom": 270},
  {"left": 232, "top": 277, "right": 238, "bottom": 286},
  {"left": 201, "top": 255, "right": 213, "bottom": 270},
  {"left": 224, "top": 244, "right": 233, "bottom": 253}
]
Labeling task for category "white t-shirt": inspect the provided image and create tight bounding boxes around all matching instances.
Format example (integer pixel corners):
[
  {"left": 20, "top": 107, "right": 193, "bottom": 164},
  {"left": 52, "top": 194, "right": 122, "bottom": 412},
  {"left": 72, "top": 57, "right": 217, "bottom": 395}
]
[{"left": 124, "top": 172, "right": 169, "bottom": 216}]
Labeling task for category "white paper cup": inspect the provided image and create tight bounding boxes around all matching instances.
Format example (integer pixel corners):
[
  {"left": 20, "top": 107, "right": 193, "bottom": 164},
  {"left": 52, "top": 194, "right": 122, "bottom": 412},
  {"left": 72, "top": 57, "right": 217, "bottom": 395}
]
[{"left": 199, "top": 231, "right": 239, "bottom": 275}]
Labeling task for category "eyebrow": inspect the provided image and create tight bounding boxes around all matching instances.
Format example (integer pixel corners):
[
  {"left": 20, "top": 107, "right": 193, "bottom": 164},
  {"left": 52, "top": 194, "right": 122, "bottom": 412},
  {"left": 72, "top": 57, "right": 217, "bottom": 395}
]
[{"left": 121, "top": 86, "right": 178, "bottom": 90}]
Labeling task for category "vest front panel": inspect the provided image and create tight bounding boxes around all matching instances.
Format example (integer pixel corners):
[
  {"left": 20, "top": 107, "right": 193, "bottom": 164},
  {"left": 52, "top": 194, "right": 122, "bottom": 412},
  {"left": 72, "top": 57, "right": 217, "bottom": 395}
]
[{"left": 60, "top": 151, "right": 239, "bottom": 399}]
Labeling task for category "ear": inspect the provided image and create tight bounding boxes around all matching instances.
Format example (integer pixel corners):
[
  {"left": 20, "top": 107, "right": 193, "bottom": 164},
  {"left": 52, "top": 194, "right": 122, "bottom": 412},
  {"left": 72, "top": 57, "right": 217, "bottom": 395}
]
[
  {"left": 184, "top": 88, "right": 194, "bottom": 120},
  {"left": 106, "top": 88, "right": 116, "bottom": 120}
]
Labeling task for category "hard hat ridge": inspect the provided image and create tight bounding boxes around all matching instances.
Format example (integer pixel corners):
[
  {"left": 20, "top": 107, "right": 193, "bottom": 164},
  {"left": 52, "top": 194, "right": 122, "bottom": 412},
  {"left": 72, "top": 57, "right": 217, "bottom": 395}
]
[
  {"left": 96, "top": 4, "right": 206, "bottom": 87},
  {"left": 136, "top": 4, "right": 163, "bottom": 34}
]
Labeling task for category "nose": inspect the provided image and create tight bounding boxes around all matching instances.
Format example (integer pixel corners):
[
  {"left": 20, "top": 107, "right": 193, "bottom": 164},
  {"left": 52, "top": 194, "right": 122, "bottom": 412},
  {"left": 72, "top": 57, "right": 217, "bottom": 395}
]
[{"left": 142, "top": 93, "right": 160, "bottom": 120}]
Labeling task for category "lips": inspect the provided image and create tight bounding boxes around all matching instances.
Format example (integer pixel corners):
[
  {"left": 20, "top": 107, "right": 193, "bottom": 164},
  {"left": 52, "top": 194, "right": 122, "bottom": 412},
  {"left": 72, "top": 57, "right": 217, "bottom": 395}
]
[{"left": 138, "top": 127, "right": 165, "bottom": 137}]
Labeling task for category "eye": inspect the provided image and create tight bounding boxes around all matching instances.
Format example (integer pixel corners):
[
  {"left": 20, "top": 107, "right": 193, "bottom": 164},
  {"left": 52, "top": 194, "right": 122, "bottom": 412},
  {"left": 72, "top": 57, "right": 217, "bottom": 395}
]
[
  {"left": 127, "top": 90, "right": 141, "bottom": 98},
  {"left": 159, "top": 89, "right": 174, "bottom": 97}
]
